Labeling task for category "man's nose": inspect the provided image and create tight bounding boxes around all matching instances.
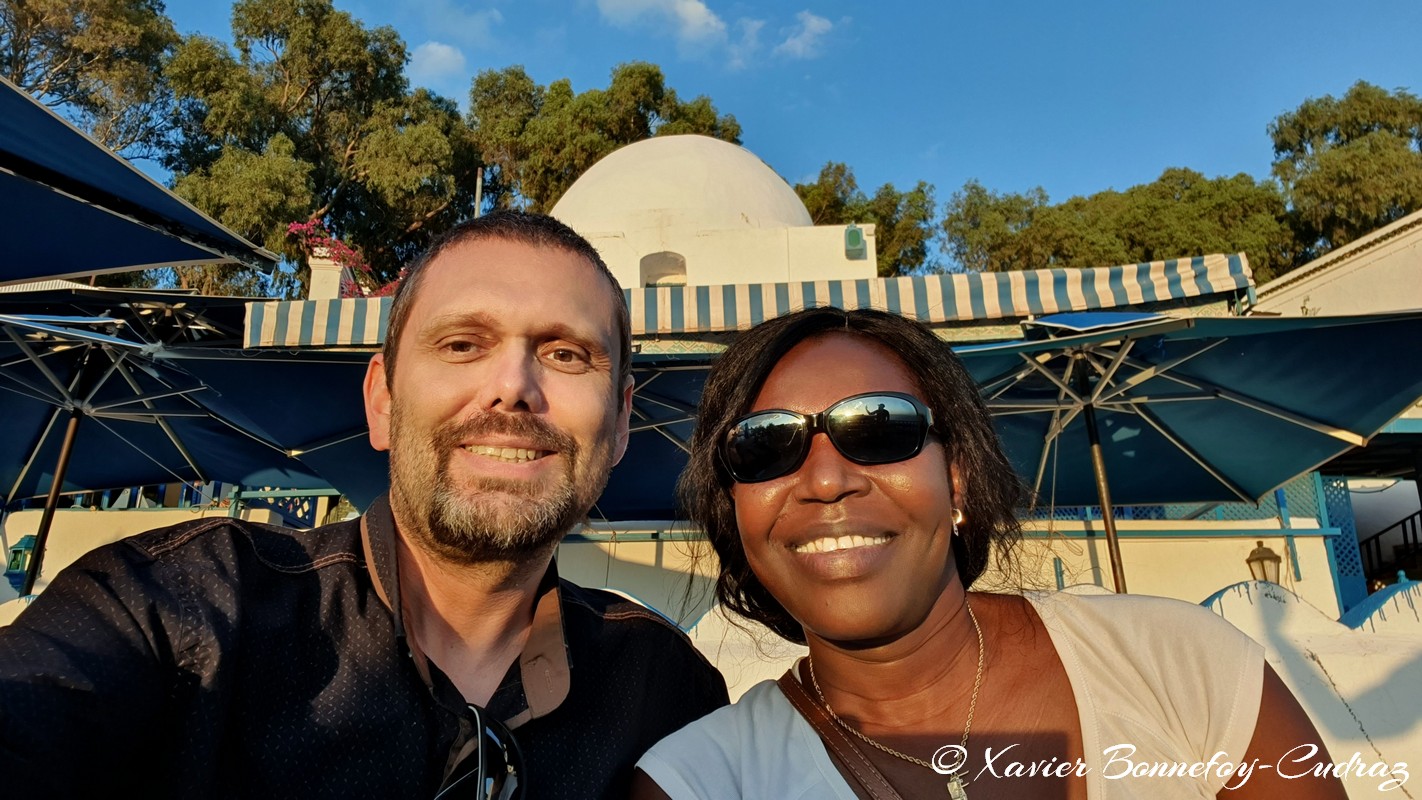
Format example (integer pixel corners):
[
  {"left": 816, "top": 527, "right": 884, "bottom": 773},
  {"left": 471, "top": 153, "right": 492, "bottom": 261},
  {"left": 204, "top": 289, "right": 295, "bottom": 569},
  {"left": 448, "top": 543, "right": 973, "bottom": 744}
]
[{"left": 479, "top": 344, "right": 548, "bottom": 413}]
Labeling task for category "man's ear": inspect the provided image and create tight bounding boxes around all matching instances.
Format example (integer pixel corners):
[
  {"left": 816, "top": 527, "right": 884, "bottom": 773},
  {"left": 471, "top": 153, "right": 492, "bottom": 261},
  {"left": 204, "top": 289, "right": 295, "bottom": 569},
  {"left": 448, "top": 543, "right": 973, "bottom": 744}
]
[
  {"left": 611, "top": 376, "right": 634, "bottom": 465},
  {"left": 364, "top": 354, "right": 392, "bottom": 452}
]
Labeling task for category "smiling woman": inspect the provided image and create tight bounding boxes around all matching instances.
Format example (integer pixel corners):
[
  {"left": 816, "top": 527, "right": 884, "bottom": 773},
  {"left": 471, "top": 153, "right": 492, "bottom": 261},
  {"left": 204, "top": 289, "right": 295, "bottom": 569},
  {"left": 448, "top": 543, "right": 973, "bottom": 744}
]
[{"left": 629, "top": 307, "right": 1348, "bottom": 800}]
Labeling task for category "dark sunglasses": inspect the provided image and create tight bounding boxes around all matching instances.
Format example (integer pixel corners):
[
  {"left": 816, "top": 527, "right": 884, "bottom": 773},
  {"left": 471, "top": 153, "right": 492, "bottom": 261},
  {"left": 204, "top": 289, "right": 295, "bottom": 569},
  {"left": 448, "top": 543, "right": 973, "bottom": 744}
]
[
  {"left": 434, "top": 705, "right": 523, "bottom": 800},
  {"left": 721, "top": 392, "right": 937, "bottom": 483}
]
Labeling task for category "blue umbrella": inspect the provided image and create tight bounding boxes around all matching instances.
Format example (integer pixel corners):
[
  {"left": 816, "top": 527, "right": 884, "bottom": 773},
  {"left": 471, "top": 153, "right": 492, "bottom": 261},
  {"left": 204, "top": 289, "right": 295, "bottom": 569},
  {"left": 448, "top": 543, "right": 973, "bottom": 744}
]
[
  {"left": 955, "top": 310, "right": 1422, "bottom": 591},
  {"left": 0, "top": 310, "right": 330, "bottom": 594},
  {"left": 169, "top": 349, "right": 711, "bottom": 520},
  {"left": 0, "top": 77, "right": 277, "bottom": 284}
]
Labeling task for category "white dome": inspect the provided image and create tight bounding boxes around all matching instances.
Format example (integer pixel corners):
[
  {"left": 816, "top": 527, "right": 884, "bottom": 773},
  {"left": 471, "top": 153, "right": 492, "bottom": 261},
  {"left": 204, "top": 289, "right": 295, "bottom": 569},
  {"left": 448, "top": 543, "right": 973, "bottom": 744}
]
[{"left": 551, "top": 135, "right": 812, "bottom": 234}]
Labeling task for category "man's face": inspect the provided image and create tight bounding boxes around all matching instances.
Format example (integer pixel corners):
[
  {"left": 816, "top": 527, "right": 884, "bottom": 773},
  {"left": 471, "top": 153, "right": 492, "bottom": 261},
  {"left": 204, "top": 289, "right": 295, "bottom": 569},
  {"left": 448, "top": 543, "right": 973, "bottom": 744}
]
[{"left": 363, "top": 238, "right": 632, "bottom": 564}]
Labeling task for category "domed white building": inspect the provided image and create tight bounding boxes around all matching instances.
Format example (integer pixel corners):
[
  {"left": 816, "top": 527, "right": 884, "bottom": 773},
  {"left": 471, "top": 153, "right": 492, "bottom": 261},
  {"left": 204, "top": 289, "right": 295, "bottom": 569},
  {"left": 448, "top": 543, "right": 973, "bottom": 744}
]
[{"left": 551, "top": 135, "right": 878, "bottom": 288}]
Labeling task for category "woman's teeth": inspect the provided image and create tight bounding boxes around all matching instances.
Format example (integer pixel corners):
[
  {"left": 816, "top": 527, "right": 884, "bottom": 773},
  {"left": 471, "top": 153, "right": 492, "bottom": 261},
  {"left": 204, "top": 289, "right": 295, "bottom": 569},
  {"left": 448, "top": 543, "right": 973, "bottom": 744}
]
[
  {"left": 463, "top": 445, "right": 545, "bottom": 463},
  {"left": 792, "top": 535, "right": 891, "bottom": 554}
]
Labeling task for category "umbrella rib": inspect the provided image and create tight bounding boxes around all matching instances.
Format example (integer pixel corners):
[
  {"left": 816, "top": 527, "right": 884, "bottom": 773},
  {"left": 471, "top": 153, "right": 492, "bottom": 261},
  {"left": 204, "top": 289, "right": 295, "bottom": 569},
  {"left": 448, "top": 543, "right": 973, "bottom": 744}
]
[
  {"left": 1084, "top": 341, "right": 1135, "bottom": 405},
  {"left": 111, "top": 357, "right": 207, "bottom": 481},
  {"left": 1030, "top": 357, "right": 1084, "bottom": 499},
  {"left": 1092, "top": 340, "right": 1228, "bottom": 404},
  {"left": 8, "top": 349, "right": 98, "bottom": 502},
  {"left": 1019, "top": 353, "right": 1085, "bottom": 403},
  {"left": 629, "top": 403, "right": 691, "bottom": 453},
  {"left": 649, "top": 425, "right": 692, "bottom": 454},
  {"left": 979, "top": 362, "right": 1037, "bottom": 400},
  {"left": 1115, "top": 353, "right": 1369, "bottom": 446},
  {"left": 1124, "top": 403, "right": 1256, "bottom": 504},
  {"left": 285, "top": 427, "right": 371, "bottom": 456},
  {"left": 0, "top": 370, "right": 66, "bottom": 406},
  {"left": 7, "top": 403, "right": 66, "bottom": 504},
  {"left": 5, "top": 325, "right": 77, "bottom": 404},
  {"left": 89, "top": 384, "right": 208, "bottom": 412},
  {"left": 85, "top": 414, "right": 204, "bottom": 487},
  {"left": 629, "top": 415, "right": 697, "bottom": 433},
  {"left": 634, "top": 393, "right": 699, "bottom": 415}
]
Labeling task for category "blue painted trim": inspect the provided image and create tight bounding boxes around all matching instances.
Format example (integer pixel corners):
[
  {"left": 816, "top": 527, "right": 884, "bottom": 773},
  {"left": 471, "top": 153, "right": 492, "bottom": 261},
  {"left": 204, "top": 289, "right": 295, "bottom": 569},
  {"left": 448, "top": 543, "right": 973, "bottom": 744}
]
[
  {"left": 883, "top": 278, "right": 901, "bottom": 315},
  {"left": 1321, "top": 521, "right": 1347, "bottom": 613},
  {"left": 911, "top": 276, "right": 931, "bottom": 320},
  {"left": 854, "top": 280, "right": 872, "bottom": 308},
  {"left": 1312, "top": 472, "right": 1331, "bottom": 528},
  {"left": 1023, "top": 270, "right": 1044, "bottom": 315},
  {"left": 670, "top": 286, "right": 684, "bottom": 330},
  {"left": 272, "top": 302, "right": 290, "bottom": 346},
  {"left": 721, "top": 284, "right": 737, "bottom": 328},
  {"left": 245, "top": 302, "right": 265, "bottom": 347},
  {"left": 375, "top": 297, "right": 391, "bottom": 342},
  {"left": 1080, "top": 269, "right": 1102, "bottom": 309},
  {"left": 995, "top": 272, "right": 1015, "bottom": 315},
  {"left": 1339, "top": 579, "right": 1421, "bottom": 629},
  {"left": 1383, "top": 418, "right": 1422, "bottom": 434},
  {"left": 1050, "top": 269, "right": 1073, "bottom": 314},
  {"left": 642, "top": 288, "right": 657, "bottom": 333}
]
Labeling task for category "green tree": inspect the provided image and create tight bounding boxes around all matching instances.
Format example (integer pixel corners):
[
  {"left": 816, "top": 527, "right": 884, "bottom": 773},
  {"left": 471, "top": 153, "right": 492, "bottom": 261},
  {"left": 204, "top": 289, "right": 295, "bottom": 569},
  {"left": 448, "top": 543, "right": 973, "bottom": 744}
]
[
  {"left": 939, "top": 181, "right": 1051, "bottom": 273},
  {"left": 1270, "top": 81, "right": 1422, "bottom": 257},
  {"left": 468, "top": 62, "right": 741, "bottom": 212},
  {"left": 942, "top": 170, "right": 1298, "bottom": 281},
  {"left": 164, "top": 0, "right": 481, "bottom": 291},
  {"left": 794, "top": 162, "right": 938, "bottom": 276},
  {"left": 1, "top": 0, "right": 178, "bottom": 156}
]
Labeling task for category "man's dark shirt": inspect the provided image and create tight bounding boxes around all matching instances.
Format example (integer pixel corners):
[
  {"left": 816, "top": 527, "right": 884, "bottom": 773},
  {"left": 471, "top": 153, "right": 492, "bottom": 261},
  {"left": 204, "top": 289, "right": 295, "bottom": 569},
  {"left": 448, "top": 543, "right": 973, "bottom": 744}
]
[{"left": 0, "top": 497, "right": 728, "bottom": 798}]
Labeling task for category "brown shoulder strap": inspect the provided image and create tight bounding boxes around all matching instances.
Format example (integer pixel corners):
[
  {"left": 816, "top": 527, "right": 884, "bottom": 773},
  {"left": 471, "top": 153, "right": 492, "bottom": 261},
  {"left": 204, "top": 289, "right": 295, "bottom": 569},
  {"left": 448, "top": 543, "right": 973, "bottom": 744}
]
[{"left": 777, "top": 666, "right": 904, "bottom": 800}]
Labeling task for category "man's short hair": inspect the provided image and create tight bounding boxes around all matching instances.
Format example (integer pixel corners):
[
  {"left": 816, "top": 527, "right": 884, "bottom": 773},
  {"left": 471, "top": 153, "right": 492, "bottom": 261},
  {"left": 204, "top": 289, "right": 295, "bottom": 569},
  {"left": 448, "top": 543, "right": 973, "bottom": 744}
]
[{"left": 381, "top": 211, "right": 632, "bottom": 390}]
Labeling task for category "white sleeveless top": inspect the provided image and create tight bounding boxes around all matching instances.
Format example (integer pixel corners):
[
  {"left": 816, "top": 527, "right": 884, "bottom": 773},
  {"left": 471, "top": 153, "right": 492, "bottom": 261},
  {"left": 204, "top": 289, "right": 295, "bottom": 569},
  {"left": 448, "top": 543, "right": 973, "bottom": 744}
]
[{"left": 638, "top": 592, "right": 1264, "bottom": 799}]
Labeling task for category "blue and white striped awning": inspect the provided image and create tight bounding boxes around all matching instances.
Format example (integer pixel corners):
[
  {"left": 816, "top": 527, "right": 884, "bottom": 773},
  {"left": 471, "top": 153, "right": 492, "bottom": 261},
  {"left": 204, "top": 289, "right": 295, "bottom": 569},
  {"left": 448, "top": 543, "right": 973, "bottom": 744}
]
[{"left": 244, "top": 253, "right": 1251, "bottom": 348}]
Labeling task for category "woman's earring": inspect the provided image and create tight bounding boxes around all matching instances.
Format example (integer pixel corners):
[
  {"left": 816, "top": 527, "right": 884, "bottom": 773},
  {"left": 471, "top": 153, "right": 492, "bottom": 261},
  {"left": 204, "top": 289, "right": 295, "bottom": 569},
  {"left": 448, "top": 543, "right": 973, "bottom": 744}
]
[{"left": 951, "top": 507, "right": 964, "bottom": 536}]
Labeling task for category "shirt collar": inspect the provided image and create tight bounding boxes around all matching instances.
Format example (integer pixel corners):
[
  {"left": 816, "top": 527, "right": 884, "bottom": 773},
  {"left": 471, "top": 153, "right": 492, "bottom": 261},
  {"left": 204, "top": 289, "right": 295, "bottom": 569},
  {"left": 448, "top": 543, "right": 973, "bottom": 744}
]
[{"left": 359, "top": 494, "right": 572, "bottom": 727}]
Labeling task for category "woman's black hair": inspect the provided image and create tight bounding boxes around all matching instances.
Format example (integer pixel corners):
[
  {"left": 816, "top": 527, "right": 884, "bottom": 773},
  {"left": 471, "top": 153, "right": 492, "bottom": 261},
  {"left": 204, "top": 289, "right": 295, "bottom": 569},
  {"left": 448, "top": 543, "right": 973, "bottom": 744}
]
[{"left": 678, "top": 307, "right": 1024, "bottom": 644}]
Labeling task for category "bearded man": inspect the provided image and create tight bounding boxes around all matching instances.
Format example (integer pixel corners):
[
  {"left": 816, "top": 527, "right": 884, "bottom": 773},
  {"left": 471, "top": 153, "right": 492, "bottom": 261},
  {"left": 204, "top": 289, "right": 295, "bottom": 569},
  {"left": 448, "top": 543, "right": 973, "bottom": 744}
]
[{"left": 0, "top": 212, "right": 728, "bottom": 798}]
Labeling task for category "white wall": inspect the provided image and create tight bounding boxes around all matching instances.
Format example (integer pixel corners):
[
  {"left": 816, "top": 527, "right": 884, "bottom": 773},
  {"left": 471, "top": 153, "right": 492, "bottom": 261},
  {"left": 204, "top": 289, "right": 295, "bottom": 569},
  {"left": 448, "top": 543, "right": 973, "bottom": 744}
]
[
  {"left": 982, "top": 519, "right": 1343, "bottom": 617},
  {"left": 1253, "top": 216, "right": 1422, "bottom": 316},
  {"left": 587, "top": 224, "right": 878, "bottom": 289},
  {"left": 1, "top": 506, "right": 283, "bottom": 601}
]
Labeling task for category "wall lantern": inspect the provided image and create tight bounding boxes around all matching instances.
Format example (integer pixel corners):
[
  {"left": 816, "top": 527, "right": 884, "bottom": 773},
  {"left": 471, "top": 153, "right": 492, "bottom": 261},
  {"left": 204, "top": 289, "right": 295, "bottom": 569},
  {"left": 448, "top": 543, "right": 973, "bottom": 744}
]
[
  {"left": 844, "top": 224, "right": 867, "bottom": 260},
  {"left": 1246, "top": 540, "right": 1282, "bottom": 584},
  {"left": 5, "top": 534, "right": 36, "bottom": 593}
]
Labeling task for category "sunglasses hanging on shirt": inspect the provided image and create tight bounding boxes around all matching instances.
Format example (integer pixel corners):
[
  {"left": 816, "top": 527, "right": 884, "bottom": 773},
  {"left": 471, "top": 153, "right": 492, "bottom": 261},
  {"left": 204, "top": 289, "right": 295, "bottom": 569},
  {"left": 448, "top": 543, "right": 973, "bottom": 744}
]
[
  {"left": 721, "top": 392, "right": 938, "bottom": 484},
  {"left": 433, "top": 705, "right": 523, "bottom": 800}
]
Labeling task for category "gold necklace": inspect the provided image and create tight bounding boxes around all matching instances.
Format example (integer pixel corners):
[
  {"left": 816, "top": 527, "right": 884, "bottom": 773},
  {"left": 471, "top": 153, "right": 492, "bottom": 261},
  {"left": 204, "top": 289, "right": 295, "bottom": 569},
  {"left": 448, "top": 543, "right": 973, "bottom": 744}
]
[{"left": 808, "top": 601, "right": 984, "bottom": 800}]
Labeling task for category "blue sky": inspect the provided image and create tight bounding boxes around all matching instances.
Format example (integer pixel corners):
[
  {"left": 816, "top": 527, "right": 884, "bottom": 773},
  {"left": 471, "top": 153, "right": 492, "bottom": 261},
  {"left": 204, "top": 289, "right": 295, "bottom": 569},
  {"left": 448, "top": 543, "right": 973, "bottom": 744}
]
[{"left": 161, "top": 0, "right": 1422, "bottom": 205}]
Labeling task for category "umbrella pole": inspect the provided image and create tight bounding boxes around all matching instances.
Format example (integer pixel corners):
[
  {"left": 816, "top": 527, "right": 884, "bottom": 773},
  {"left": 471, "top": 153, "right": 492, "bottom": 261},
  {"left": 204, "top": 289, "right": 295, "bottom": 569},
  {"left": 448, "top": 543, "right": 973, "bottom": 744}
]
[
  {"left": 1082, "top": 402, "right": 1127, "bottom": 593},
  {"left": 21, "top": 410, "right": 82, "bottom": 596}
]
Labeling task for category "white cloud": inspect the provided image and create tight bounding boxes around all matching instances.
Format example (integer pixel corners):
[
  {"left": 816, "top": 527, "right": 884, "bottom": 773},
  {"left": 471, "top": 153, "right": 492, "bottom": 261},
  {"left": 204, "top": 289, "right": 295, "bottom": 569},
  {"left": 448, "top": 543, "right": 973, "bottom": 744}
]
[
  {"left": 419, "top": 2, "right": 504, "bottom": 49},
  {"left": 773, "top": 10, "right": 833, "bottom": 59},
  {"left": 596, "top": 0, "right": 728, "bottom": 46},
  {"left": 726, "top": 18, "right": 764, "bottom": 70},
  {"left": 408, "top": 41, "right": 468, "bottom": 84}
]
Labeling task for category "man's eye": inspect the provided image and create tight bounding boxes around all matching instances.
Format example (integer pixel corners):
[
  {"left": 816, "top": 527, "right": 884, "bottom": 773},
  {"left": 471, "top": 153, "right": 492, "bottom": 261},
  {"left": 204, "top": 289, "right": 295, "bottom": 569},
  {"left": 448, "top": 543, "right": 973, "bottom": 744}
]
[
  {"left": 544, "top": 346, "right": 592, "bottom": 370},
  {"left": 444, "top": 340, "right": 478, "bottom": 354}
]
